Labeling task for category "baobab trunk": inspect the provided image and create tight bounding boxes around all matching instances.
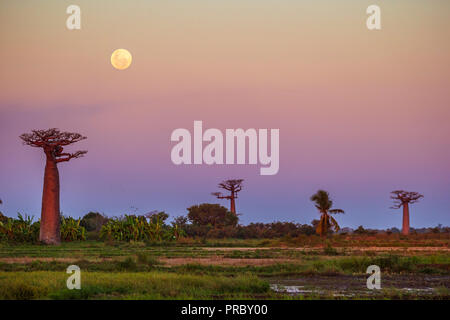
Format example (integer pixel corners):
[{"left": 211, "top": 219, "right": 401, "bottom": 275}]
[
  {"left": 40, "top": 157, "right": 61, "bottom": 244},
  {"left": 230, "top": 197, "right": 236, "bottom": 214},
  {"left": 402, "top": 202, "right": 410, "bottom": 235}
]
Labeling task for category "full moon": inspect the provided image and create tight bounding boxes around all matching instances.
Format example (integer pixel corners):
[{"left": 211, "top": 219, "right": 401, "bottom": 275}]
[{"left": 111, "top": 49, "right": 132, "bottom": 70}]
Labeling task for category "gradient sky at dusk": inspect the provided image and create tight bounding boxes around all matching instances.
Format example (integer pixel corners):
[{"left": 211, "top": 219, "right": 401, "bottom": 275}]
[{"left": 1, "top": 0, "right": 449, "bottom": 229}]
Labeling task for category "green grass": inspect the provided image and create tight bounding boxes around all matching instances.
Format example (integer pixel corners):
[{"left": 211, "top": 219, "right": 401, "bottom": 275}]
[{"left": 0, "top": 271, "right": 270, "bottom": 300}]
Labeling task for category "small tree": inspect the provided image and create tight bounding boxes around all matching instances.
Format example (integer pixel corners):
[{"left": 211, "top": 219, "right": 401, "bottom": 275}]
[
  {"left": 187, "top": 203, "right": 238, "bottom": 228},
  {"left": 20, "top": 129, "right": 87, "bottom": 244},
  {"left": 310, "top": 190, "right": 344, "bottom": 237},
  {"left": 390, "top": 190, "right": 424, "bottom": 235},
  {"left": 212, "top": 179, "right": 243, "bottom": 214},
  {"left": 354, "top": 225, "right": 368, "bottom": 235},
  {"left": 145, "top": 210, "right": 169, "bottom": 224},
  {"left": 80, "top": 212, "right": 109, "bottom": 232}
]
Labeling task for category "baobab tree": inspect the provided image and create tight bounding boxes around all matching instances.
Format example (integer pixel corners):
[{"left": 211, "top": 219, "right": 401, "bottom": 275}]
[
  {"left": 310, "top": 190, "right": 344, "bottom": 237},
  {"left": 390, "top": 190, "right": 424, "bottom": 235},
  {"left": 211, "top": 179, "right": 243, "bottom": 215},
  {"left": 20, "top": 129, "right": 87, "bottom": 245}
]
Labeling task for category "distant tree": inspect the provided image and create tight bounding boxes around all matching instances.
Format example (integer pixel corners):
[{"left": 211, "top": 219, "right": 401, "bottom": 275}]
[
  {"left": 20, "top": 128, "right": 87, "bottom": 244},
  {"left": 145, "top": 211, "right": 169, "bottom": 224},
  {"left": 173, "top": 215, "right": 188, "bottom": 227},
  {"left": 387, "top": 227, "right": 401, "bottom": 234},
  {"left": 172, "top": 215, "right": 188, "bottom": 235},
  {"left": 298, "top": 224, "right": 316, "bottom": 236},
  {"left": 171, "top": 215, "right": 188, "bottom": 239},
  {"left": 212, "top": 179, "right": 243, "bottom": 214},
  {"left": 310, "top": 190, "right": 344, "bottom": 237},
  {"left": 80, "top": 212, "right": 109, "bottom": 232},
  {"left": 431, "top": 225, "right": 441, "bottom": 234},
  {"left": 0, "top": 199, "right": 6, "bottom": 223},
  {"left": 187, "top": 203, "right": 238, "bottom": 228},
  {"left": 390, "top": 190, "right": 424, "bottom": 235},
  {"left": 353, "top": 225, "right": 368, "bottom": 235}
]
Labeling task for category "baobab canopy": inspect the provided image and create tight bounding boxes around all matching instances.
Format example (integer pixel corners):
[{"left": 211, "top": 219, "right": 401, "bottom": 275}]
[
  {"left": 390, "top": 190, "right": 424, "bottom": 209},
  {"left": 20, "top": 128, "right": 87, "bottom": 162}
]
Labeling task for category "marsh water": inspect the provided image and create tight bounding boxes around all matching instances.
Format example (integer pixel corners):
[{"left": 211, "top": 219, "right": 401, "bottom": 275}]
[{"left": 270, "top": 275, "right": 450, "bottom": 298}]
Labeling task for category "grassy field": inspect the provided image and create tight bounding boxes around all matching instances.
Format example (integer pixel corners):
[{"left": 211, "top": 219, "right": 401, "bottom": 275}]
[{"left": 0, "top": 235, "right": 449, "bottom": 300}]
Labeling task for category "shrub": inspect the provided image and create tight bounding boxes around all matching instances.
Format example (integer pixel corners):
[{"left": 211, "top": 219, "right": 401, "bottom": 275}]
[
  {"left": 0, "top": 281, "right": 48, "bottom": 300},
  {"left": 60, "top": 216, "right": 86, "bottom": 241},
  {"left": 117, "top": 257, "right": 138, "bottom": 271},
  {"left": 323, "top": 242, "right": 339, "bottom": 255},
  {"left": 136, "top": 253, "right": 159, "bottom": 267},
  {"left": 80, "top": 212, "right": 109, "bottom": 232},
  {"left": 0, "top": 213, "right": 39, "bottom": 243},
  {"left": 187, "top": 203, "right": 238, "bottom": 228},
  {"left": 0, "top": 213, "right": 87, "bottom": 243},
  {"left": 99, "top": 215, "right": 179, "bottom": 243}
]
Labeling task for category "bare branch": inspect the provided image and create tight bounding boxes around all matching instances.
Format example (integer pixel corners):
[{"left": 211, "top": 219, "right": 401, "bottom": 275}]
[{"left": 56, "top": 150, "right": 88, "bottom": 163}]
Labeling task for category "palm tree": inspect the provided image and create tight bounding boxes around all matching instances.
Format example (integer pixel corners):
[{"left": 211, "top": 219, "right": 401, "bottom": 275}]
[{"left": 310, "top": 190, "right": 344, "bottom": 237}]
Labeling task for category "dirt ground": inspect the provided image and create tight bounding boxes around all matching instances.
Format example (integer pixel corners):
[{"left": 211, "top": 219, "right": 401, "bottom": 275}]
[
  {"left": 159, "top": 257, "right": 297, "bottom": 266},
  {"left": 0, "top": 256, "right": 298, "bottom": 266},
  {"left": 0, "top": 257, "right": 109, "bottom": 263}
]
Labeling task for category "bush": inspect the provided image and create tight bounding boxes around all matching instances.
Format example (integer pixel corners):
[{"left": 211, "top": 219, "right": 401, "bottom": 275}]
[
  {"left": 99, "top": 215, "right": 180, "bottom": 243},
  {"left": 323, "top": 242, "right": 339, "bottom": 255},
  {"left": 117, "top": 257, "right": 138, "bottom": 271},
  {"left": 234, "top": 222, "right": 315, "bottom": 239},
  {"left": 0, "top": 213, "right": 87, "bottom": 243},
  {"left": 80, "top": 212, "right": 109, "bottom": 232},
  {"left": 187, "top": 203, "right": 238, "bottom": 228},
  {"left": 0, "top": 281, "right": 48, "bottom": 299},
  {"left": 0, "top": 213, "right": 39, "bottom": 243},
  {"left": 60, "top": 216, "right": 86, "bottom": 241},
  {"left": 136, "top": 253, "right": 159, "bottom": 267}
]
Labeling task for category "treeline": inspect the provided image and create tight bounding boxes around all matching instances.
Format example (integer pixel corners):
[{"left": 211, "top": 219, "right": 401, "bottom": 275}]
[{"left": 0, "top": 203, "right": 448, "bottom": 244}]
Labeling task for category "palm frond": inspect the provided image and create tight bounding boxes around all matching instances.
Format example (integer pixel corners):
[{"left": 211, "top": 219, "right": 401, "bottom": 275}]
[
  {"left": 310, "top": 190, "right": 332, "bottom": 212},
  {"left": 329, "top": 215, "right": 340, "bottom": 232}
]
